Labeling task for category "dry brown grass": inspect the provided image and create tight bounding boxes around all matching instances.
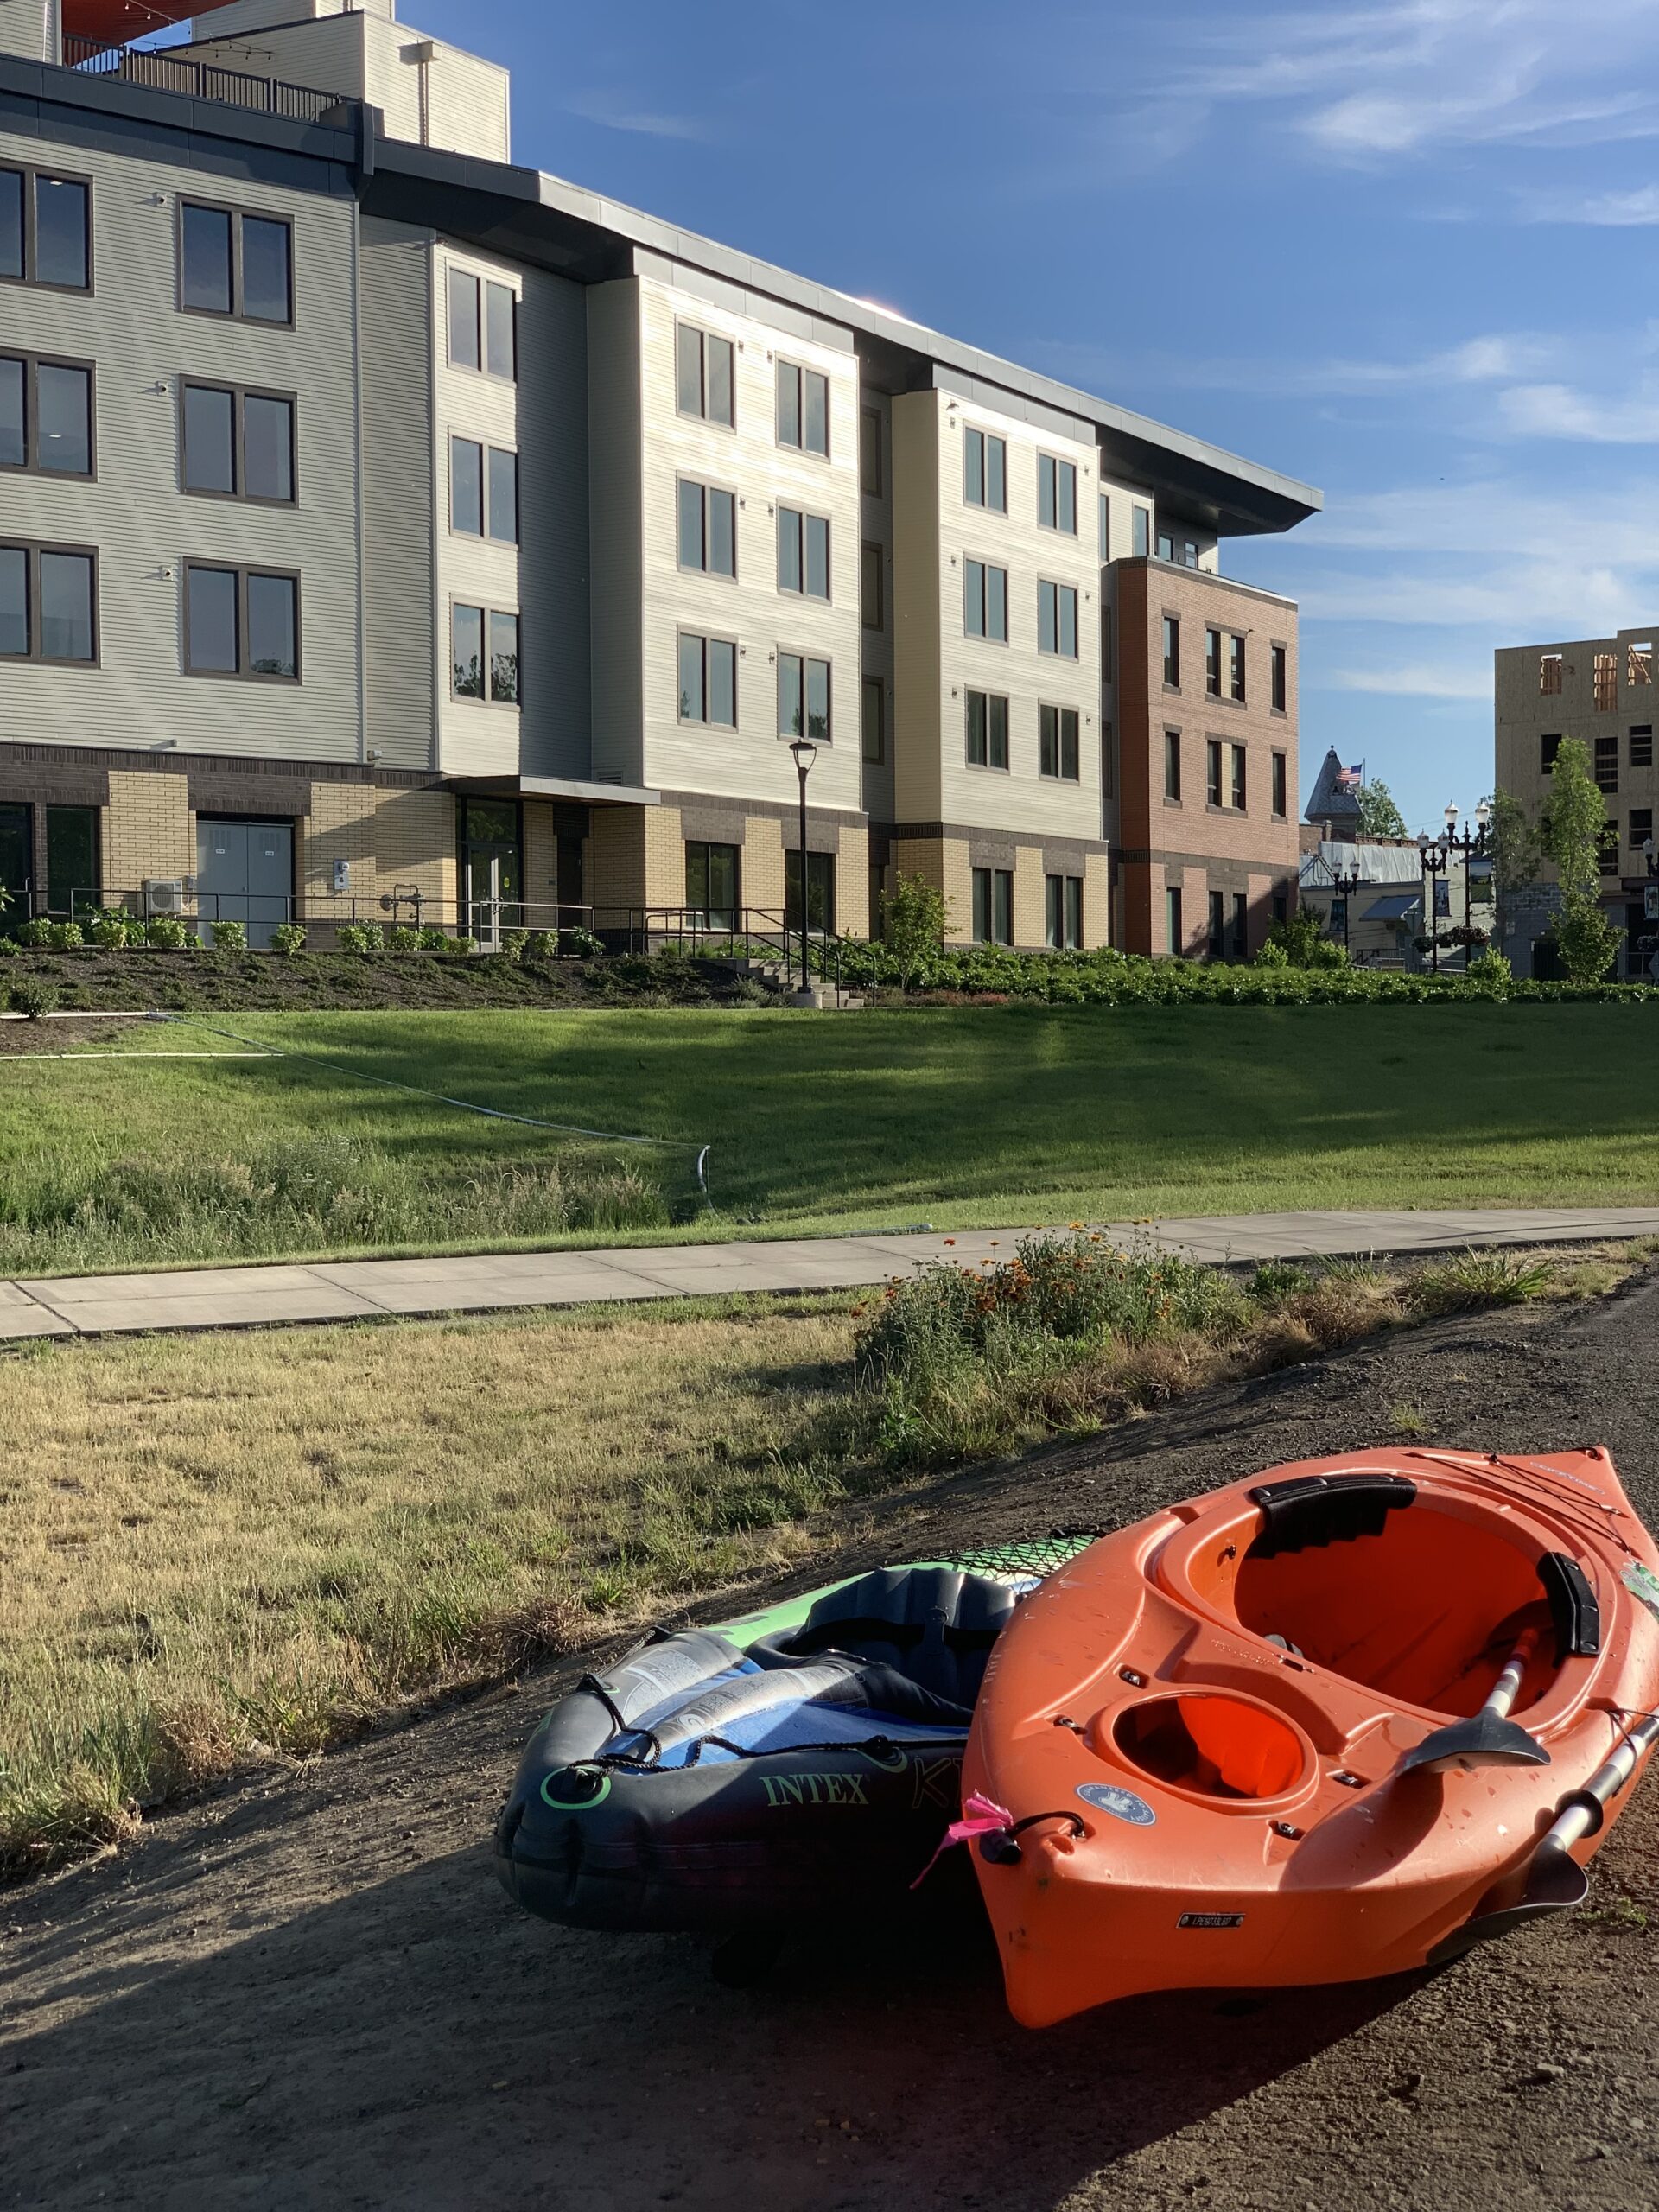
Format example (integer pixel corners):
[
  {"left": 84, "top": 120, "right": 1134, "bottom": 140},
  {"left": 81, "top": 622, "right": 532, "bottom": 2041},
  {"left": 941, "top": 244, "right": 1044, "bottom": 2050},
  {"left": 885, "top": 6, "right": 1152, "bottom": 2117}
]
[{"left": 0, "top": 1294, "right": 868, "bottom": 1877}]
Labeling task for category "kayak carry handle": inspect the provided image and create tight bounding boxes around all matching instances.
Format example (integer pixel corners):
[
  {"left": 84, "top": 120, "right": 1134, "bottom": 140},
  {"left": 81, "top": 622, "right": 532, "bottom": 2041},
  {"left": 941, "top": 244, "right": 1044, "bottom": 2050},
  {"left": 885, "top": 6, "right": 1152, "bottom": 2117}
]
[{"left": 1246, "top": 1474, "right": 1417, "bottom": 1559}]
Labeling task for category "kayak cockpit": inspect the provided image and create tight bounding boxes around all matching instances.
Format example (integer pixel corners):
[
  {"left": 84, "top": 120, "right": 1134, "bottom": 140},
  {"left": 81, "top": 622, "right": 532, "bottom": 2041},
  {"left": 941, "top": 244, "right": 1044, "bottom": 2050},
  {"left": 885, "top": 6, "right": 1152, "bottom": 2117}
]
[{"left": 1174, "top": 1470, "right": 1600, "bottom": 1721}]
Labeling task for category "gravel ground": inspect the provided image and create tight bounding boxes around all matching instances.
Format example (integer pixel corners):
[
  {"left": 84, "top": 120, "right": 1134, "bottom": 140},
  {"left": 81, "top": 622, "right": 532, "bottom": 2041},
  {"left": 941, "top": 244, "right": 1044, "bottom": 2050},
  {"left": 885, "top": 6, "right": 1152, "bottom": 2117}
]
[{"left": 5, "top": 1271, "right": 1659, "bottom": 2212}]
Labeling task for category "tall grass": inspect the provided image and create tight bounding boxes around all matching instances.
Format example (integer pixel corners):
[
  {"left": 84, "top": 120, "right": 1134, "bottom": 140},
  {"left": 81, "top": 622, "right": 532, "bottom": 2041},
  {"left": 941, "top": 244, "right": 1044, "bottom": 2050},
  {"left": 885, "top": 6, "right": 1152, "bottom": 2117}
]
[
  {"left": 0, "top": 1296, "right": 874, "bottom": 1876},
  {"left": 0, "top": 1131, "right": 669, "bottom": 1274}
]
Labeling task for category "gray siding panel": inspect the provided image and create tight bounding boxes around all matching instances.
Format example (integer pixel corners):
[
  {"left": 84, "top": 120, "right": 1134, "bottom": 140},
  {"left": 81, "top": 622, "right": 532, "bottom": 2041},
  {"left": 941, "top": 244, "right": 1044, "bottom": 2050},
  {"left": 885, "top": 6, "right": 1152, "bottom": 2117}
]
[
  {"left": 518, "top": 265, "right": 591, "bottom": 777},
  {"left": 585, "top": 279, "right": 643, "bottom": 786},
  {"left": 359, "top": 214, "right": 435, "bottom": 769}
]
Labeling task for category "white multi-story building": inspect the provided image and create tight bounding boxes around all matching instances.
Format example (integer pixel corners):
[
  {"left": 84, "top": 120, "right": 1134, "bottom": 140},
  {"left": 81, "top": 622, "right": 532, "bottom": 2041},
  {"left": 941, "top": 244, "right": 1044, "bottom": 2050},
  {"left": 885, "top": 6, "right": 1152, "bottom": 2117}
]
[{"left": 0, "top": 0, "right": 1319, "bottom": 950}]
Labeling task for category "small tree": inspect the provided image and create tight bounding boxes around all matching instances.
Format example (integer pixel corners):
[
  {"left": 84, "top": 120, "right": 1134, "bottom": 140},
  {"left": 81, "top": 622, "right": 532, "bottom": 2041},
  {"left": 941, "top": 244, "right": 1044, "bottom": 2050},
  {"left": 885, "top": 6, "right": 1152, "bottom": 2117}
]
[
  {"left": 1540, "top": 738, "right": 1624, "bottom": 983},
  {"left": 1261, "top": 908, "right": 1348, "bottom": 970},
  {"left": 1357, "top": 778, "right": 1408, "bottom": 841},
  {"left": 880, "top": 871, "right": 951, "bottom": 987}
]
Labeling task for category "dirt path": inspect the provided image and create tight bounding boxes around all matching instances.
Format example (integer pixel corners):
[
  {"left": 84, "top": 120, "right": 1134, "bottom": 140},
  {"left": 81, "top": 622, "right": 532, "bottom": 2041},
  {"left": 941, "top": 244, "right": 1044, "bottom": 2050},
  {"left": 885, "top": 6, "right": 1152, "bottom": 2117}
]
[{"left": 6, "top": 1276, "right": 1659, "bottom": 2211}]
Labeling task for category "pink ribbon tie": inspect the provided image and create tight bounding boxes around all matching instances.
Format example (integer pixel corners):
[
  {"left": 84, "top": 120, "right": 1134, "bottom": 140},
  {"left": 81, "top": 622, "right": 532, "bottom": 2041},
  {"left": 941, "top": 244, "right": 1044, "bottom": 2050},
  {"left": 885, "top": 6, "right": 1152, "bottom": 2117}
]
[{"left": 910, "top": 1792, "right": 1014, "bottom": 1890}]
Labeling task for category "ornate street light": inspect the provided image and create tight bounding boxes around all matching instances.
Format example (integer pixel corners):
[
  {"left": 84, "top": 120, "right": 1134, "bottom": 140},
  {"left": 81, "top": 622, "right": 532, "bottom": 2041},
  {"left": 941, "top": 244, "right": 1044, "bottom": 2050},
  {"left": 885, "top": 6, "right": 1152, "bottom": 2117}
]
[{"left": 1330, "top": 859, "right": 1362, "bottom": 951}]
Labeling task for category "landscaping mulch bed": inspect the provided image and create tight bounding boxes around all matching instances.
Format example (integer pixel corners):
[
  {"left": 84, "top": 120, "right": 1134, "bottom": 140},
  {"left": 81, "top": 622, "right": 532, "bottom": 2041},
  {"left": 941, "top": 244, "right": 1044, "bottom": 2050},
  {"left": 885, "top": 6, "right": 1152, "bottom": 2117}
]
[{"left": 5, "top": 1272, "right": 1659, "bottom": 2209}]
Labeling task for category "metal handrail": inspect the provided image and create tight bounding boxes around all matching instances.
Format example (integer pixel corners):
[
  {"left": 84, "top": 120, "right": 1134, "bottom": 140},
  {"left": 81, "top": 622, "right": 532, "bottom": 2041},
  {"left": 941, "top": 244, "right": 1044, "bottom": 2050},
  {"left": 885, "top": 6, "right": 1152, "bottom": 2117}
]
[
  {"left": 6, "top": 890, "right": 864, "bottom": 982},
  {"left": 62, "top": 35, "right": 348, "bottom": 125}
]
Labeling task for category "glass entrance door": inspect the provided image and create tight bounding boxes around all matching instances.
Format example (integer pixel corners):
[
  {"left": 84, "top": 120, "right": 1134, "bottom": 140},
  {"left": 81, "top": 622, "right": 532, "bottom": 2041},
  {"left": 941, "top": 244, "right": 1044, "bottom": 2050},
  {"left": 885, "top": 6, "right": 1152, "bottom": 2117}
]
[{"left": 457, "top": 798, "right": 524, "bottom": 945}]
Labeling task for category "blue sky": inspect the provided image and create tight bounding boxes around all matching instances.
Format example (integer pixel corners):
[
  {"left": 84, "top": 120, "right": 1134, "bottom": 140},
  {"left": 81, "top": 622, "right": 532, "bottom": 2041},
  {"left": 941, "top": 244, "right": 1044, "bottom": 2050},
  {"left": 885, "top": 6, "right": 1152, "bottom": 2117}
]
[{"left": 221, "top": 2, "right": 1659, "bottom": 825}]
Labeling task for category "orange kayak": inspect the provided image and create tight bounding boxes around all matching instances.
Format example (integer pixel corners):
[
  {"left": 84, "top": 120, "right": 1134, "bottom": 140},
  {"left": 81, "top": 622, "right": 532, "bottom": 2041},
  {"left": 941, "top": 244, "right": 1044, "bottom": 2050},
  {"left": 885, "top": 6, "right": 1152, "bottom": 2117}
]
[{"left": 964, "top": 1448, "right": 1659, "bottom": 2027}]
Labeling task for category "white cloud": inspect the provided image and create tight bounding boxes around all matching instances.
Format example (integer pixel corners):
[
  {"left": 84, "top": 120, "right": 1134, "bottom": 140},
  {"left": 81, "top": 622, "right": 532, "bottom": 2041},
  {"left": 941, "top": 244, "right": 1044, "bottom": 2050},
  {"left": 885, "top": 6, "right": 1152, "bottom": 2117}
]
[
  {"left": 1521, "top": 184, "right": 1659, "bottom": 225},
  {"left": 1328, "top": 661, "right": 1495, "bottom": 699},
  {"left": 1496, "top": 383, "right": 1659, "bottom": 442},
  {"left": 563, "top": 92, "right": 709, "bottom": 140},
  {"left": 1166, "top": 0, "right": 1659, "bottom": 165},
  {"left": 1030, "top": 330, "right": 1560, "bottom": 403}
]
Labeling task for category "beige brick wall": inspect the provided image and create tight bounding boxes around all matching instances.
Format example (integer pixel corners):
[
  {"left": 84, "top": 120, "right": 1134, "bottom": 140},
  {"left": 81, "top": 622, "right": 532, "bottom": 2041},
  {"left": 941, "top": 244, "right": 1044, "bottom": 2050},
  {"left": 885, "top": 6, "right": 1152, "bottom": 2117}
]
[
  {"left": 645, "top": 803, "right": 685, "bottom": 908},
  {"left": 105, "top": 769, "right": 193, "bottom": 892},
  {"left": 742, "top": 817, "right": 787, "bottom": 913},
  {"left": 522, "top": 802, "right": 557, "bottom": 906},
  {"left": 893, "top": 833, "right": 973, "bottom": 943},
  {"left": 1084, "top": 849, "right": 1111, "bottom": 948},
  {"left": 297, "top": 785, "right": 455, "bottom": 919},
  {"left": 590, "top": 805, "right": 651, "bottom": 912},
  {"left": 836, "top": 823, "right": 869, "bottom": 936},
  {"left": 1013, "top": 843, "right": 1046, "bottom": 947}
]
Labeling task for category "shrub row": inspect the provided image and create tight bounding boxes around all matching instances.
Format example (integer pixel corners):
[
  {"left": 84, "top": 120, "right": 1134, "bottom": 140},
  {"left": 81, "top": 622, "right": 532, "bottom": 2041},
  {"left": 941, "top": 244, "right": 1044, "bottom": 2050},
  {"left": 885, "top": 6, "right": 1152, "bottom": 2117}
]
[{"left": 818, "top": 939, "right": 1655, "bottom": 1006}]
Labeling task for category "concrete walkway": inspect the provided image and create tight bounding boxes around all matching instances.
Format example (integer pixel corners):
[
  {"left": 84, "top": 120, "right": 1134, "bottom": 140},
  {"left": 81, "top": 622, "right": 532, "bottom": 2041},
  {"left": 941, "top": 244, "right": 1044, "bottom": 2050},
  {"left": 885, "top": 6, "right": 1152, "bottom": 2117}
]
[{"left": 3, "top": 1208, "right": 1658, "bottom": 1342}]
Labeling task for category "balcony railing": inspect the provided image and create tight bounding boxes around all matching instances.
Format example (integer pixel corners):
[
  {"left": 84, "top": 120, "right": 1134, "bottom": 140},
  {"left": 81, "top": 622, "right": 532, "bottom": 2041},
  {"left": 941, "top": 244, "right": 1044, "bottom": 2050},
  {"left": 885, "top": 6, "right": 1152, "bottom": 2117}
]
[{"left": 63, "top": 34, "right": 348, "bottom": 126}]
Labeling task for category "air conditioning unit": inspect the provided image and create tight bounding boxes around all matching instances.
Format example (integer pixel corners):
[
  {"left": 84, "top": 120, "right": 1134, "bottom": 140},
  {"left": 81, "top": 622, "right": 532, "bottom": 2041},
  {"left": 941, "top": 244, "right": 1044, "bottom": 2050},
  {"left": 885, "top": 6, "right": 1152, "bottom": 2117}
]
[{"left": 143, "top": 879, "right": 185, "bottom": 916}]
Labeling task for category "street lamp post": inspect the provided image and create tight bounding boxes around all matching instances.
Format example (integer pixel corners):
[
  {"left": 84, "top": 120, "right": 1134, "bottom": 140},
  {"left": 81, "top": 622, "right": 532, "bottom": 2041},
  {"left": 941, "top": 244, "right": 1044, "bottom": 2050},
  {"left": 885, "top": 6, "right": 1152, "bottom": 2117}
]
[
  {"left": 1442, "top": 799, "right": 1493, "bottom": 958},
  {"left": 788, "top": 737, "right": 817, "bottom": 993},
  {"left": 1332, "top": 861, "right": 1361, "bottom": 953},
  {"left": 1418, "top": 810, "right": 1455, "bottom": 976}
]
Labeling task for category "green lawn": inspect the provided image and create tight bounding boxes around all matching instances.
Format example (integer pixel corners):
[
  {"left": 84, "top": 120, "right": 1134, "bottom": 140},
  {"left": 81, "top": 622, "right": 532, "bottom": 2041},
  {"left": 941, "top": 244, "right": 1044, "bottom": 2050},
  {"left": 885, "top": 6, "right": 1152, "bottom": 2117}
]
[{"left": 3, "top": 1002, "right": 1658, "bottom": 1274}]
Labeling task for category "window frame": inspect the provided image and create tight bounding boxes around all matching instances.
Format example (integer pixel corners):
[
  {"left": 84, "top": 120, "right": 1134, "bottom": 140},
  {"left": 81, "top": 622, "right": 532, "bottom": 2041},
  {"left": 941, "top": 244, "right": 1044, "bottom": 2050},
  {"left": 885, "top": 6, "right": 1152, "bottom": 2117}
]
[
  {"left": 0, "top": 538, "right": 99, "bottom": 666},
  {"left": 859, "top": 407, "right": 883, "bottom": 496},
  {"left": 971, "top": 865, "right": 1014, "bottom": 946},
  {"left": 181, "top": 378, "right": 297, "bottom": 506},
  {"left": 183, "top": 561, "right": 301, "bottom": 684},
  {"left": 1229, "top": 632, "right": 1246, "bottom": 704},
  {"left": 1039, "top": 701, "right": 1080, "bottom": 782},
  {"left": 684, "top": 838, "right": 741, "bottom": 928},
  {"left": 0, "top": 164, "right": 93, "bottom": 295},
  {"left": 1037, "top": 451, "right": 1078, "bottom": 535},
  {"left": 777, "top": 648, "right": 833, "bottom": 745},
  {"left": 676, "top": 627, "right": 740, "bottom": 730},
  {"left": 675, "top": 320, "right": 735, "bottom": 430},
  {"left": 1206, "top": 737, "right": 1224, "bottom": 810},
  {"left": 1038, "top": 577, "right": 1078, "bottom": 658},
  {"left": 860, "top": 538, "right": 885, "bottom": 631},
  {"left": 1541, "top": 733, "right": 1561, "bottom": 774},
  {"left": 1131, "top": 505, "right": 1150, "bottom": 558},
  {"left": 1230, "top": 741, "right": 1248, "bottom": 811},
  {"left": 775, "top": 358, "right": 830, "bottom": 458},
  {"left": 449, "top": 598, "right": 522, "bottom": 709},
  {"left": 1630, "top": 724, "right": 1655, "bottom": 769},
  {"left": 1271, "top": 749, "right": 1287, "bottom": 820},
  {"left": 1205, "top": 625, "right": 1222, "bottom": 700},
  {"left": 1161, "top": 613, "right": 1180, "bottom": 690},
  {"left": 1165, "top": 884, "right": 1182, "bottom": 957},
  {"left": 1270, "top": 641, "right": 1287, "bottom": 715},
  {"left": 0, "top": 351, "right": 96, "bottom": 480},
  {"left": 963, "top": 556, "right": 1009, "bottom": 643},
  {"left": 675, "top": 474, "right": 738, "bottom": 580},
  {"left": 1045, "top": 872, "right": 1084, "bottom": 950},
  {"left": 861, "top": 675, "right": 886, "bottom": 764},
  {"left": 777, "top": 505, "right": 831, "bottom": 601},
  {"left": 1163, "top": 728, "right": 1181, "bottom": 803},
  {"left": 963, "top": 426, "right": 1007, "bottom": 514},
  {"left": 178, "top": 197, "right": 292, "bottom": 328},
  {"left": 965, "top": 687, "right": 1010, "bottom": 772},
  {"left": 445, "top": 264, "right": 518, "bottom": 379},
  {"left": 1593, "top": 734, "right": 1619, "bottom": 794}
]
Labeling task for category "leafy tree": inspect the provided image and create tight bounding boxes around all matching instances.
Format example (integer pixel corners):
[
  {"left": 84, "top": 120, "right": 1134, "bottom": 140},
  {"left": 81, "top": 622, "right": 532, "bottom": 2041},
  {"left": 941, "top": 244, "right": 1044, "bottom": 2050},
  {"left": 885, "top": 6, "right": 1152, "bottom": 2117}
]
[
  {"left": 1539, "top": 738, "right": 1624, "bottom": 983},
  {"left": 880, "top": 871, "right": 951, "bottom": 985},
  {"left": 1357, "top": 778, "right": 1408, "bottom": 840},
  {"left": 1261, "top": 908, "right": 1348, "bottom": 970},
  {"left": 1485, "top": 790, "right": 1541, "bottom": 898}
]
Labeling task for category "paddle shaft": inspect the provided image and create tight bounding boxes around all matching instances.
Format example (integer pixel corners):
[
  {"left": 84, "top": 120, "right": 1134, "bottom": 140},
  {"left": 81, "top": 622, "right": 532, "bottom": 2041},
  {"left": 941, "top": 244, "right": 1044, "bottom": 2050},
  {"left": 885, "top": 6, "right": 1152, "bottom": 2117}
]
[
  {"left": 1481, "top": 1630, "right": 1539, "bottom": 1723},
  {"left": 1539, "top": 1709, "right": 1659, "bottom": 1856}
]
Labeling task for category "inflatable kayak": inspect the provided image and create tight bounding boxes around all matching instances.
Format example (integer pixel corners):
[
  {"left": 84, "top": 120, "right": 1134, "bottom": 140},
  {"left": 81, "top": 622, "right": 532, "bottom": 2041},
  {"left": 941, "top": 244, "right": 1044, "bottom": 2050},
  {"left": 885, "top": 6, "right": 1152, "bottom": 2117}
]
[
  {"left": 496, "top": 1546, "right": 1077, "bottom": 1936},
  {"left": 966, "top": 1449, "right": 1659, "bottom": 2026}
]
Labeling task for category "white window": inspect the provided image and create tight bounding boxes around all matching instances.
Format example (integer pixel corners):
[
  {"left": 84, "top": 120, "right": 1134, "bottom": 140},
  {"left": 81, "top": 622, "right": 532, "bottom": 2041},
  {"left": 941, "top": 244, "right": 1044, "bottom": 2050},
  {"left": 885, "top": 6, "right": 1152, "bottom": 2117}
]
[
  {"left": 778, "top": 507, "right": 830, "bottom": 599},
  {"left": 677, "top": 322, "right": 734, "bottom": 427},
  {"left": 677, "top": 479, "right": 736, "bottom": 576}
]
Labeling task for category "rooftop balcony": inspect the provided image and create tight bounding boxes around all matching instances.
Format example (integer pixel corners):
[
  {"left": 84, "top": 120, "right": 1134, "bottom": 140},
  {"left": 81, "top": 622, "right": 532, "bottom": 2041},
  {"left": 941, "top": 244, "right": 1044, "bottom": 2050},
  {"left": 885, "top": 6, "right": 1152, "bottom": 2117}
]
[{"left": 63, "top": 32, "right": 349, "bottom": 126}]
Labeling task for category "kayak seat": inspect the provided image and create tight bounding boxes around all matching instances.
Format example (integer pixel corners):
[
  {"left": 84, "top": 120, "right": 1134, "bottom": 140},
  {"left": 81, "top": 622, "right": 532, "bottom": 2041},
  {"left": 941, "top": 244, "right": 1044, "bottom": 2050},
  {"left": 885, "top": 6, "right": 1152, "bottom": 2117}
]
[
  {"left": 1232, "top": 1498, "right": 1569, "bottom": 1718},
  {"left": 749, "top": 1566, "right": 1023, "bottom": 1706}
]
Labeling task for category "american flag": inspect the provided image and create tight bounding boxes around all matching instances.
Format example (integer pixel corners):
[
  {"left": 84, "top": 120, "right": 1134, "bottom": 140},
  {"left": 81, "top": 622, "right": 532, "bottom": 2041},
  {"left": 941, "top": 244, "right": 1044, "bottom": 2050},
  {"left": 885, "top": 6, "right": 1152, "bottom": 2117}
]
[{"left": 1335, "top": 763, "right": 1363, "bottom": 786}]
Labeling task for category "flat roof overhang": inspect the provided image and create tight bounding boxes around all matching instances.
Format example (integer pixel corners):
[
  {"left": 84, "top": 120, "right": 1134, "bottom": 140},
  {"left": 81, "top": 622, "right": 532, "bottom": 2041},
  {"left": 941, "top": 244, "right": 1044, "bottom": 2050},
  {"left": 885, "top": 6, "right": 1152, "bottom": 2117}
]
[
  {"left": 363, "top": 145, "right": 1321, "bottom": 543},
  {"left": 448, "top": 774, "right": 661, "bottom": 807}
]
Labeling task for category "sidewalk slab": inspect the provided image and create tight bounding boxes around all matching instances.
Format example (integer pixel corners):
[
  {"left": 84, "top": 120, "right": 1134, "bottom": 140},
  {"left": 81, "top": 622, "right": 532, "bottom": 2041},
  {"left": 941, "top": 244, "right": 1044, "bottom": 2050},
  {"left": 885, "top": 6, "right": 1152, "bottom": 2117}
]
[{"left": 4, "top": 1208, "right": 1658, "bottom": 1344}]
